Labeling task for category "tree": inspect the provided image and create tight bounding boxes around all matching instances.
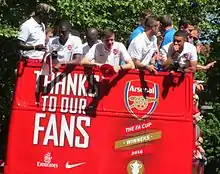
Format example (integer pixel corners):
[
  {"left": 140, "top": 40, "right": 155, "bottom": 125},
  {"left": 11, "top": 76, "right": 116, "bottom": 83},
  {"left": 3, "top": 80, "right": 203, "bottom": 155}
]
[{"left": 0, "top": 0, "right": 220, "bottom": 173}]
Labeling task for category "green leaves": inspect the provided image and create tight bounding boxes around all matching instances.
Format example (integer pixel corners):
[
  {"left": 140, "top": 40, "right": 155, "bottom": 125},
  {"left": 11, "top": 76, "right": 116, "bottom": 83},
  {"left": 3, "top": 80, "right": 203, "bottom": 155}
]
[
  {"left": 0, "top": 0, "right": 220, "bottom": 172},
  {"left": 0, "top": 25, "right": 18, "bottom": 38}
]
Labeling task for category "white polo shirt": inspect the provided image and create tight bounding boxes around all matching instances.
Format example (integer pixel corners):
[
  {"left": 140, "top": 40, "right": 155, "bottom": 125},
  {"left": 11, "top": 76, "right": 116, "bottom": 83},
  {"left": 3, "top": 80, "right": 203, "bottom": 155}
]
[
  {"left": 47, "top": 34, "right": 83, "bottom": 63},
  {"left": 82, "top": 40, "right": 101, "bottom": 55},
  {"left": 160, "top": 42, "right": 198, "bottom": 68},
  {"left": 85, "top": 42, "right": 131, "bottom": 66},
  {"left": 18, "top": 17, "right": 46, "bottom": 59},
  {"left": 128, "top": 32, "right": 158, "bottom": 66}
]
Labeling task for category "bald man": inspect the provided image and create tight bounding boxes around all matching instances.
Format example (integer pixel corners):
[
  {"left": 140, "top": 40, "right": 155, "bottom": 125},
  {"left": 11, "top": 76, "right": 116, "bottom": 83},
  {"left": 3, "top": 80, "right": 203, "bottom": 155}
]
[{"left": 83, "top": 28, "right": 101, "bottom": 55}]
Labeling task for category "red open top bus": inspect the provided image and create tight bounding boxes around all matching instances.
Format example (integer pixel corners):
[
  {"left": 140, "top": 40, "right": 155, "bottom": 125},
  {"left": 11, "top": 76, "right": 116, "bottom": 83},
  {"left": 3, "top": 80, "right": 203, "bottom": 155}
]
[{"left": 5, "top": 60, "right": 194, "bottom": 174}]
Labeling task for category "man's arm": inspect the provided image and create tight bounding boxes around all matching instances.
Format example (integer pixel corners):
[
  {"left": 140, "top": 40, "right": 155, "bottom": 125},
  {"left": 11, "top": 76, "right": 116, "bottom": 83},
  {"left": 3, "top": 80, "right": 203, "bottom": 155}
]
[
  {"left": 121, "top": 59, "right": 135, "bottom": 70},
  {"left": 159, "top": 43, "right": 174, "bottom": 67},
  {"left": 18, "top": 40, "right": 46, "bottom": 51},
  {"left": 18, "top": 40, "right": 33, "bottom": 51},
  {"left": 17, "top": 23, "right": 46, "bottom": 52},
  {"left": 54, "top": 54, "right": 83, "bottom": 71},
  {"left": 113, "top": 59, "right": 135, "bottom": 73},
  {"left": 133, "top": 58, "right": 157, "bottom": 72},
  {"left": 162, "top": 56, "right": 173, "bottom": 67},
  {"left": 118, "top": 43, "right": 135, "bottom": 71},
  {"left": 184, "top": 60, "right": 197, "bottom": 72},
  {"left": 80, "top": 56, "right": 102, "bottom": 67},
  {"left": 196, "top": 61, "right": 216, "bottom": 70},
  {"left": 59, "top": 54, "right": 82, "bottom": 64},
  {"left": 185, "top": 44, "right": 198, "bottom": 72}
]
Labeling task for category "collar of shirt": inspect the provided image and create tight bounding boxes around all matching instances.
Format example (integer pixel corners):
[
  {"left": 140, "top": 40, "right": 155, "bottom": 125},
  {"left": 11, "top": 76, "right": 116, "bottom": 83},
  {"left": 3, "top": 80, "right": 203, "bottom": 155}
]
[
  {"left": 30, "top": 17, "right": 43, "bottom": 28},
  {"left": 102, "top": 42, "right": 120, "bottom": 57},
  {"left": 137, "top": 24, "right": 145, "bottom": 32},
  {"left": 142, "top": 32, "right": 156, "bottom": 45},
  {"left": 58, "top": 36, "right": 72, "bottom": 47},
  {"left": 178, "top": 42, "right": 190, "bottom": 57},
  {"left": 163, "top": 28, "right": 176, "bottom": 36},
  {"left": 104, "top": 44, "right": 114, "bottom": 54}
]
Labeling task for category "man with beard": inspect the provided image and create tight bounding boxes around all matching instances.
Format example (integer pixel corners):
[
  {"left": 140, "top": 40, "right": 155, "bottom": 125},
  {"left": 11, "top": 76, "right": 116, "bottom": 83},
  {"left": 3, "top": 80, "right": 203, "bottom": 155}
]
[
  {"left": 128, "top": 16, "right": 161, "bottom": 73},
  {"left": 81, "top": 29, "right": 134, "bottom": 73},
  {"left": 47, "top": 20, "right": 83, "bottom": 71},
  {"left": 17, "top": 3, "right": 55, "bottom": 60}
]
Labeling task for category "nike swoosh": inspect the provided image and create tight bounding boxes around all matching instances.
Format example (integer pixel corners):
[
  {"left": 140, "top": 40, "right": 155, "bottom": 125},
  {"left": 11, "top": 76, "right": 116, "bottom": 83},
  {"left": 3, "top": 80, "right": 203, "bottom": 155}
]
[{"left": 65, "top": 162, "right": 86, "bottom": 169}]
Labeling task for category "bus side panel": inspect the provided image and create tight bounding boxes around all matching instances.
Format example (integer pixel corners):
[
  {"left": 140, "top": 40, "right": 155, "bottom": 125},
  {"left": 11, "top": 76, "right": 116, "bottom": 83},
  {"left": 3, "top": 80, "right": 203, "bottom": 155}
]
[
  {"left": 6, "top": 111, "right": 193, "bottom": 174},
  {"left": 5, "top": 65, "right": 193, "bottom": 174}
]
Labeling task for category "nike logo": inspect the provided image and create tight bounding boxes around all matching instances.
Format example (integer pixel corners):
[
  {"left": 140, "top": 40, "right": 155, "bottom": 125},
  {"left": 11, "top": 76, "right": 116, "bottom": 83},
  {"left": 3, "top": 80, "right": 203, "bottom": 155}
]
[{"left": 65, "top": 161, "right": 86, "bottom": 169}]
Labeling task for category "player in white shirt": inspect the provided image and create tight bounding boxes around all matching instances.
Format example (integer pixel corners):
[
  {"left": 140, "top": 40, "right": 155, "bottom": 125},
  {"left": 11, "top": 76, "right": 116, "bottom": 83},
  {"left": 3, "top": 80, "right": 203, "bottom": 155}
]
[
  {"left": 128, "top": 16, "right": 161, "bottom": 73},
  {"left": 81, "top": 29, "right": 134, "bottom": 73},
  {"left": 17, "top": 3, "right": 55, "bottom": 60},
  {"left": 82, "top": 28, "right": 101, "bottom": 55},
  {"left": 161, "top": 30, "right": 198, "bottom": 72},
  {"left": 47, "top": 20, "right": 83, "bottom": 71}
]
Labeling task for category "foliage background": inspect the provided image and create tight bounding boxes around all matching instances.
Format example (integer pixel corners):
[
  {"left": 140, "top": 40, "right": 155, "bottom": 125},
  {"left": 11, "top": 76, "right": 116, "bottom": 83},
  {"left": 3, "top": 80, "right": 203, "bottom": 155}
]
[{"left": 0, "top": 0, "right": 219, "bottom": 173}]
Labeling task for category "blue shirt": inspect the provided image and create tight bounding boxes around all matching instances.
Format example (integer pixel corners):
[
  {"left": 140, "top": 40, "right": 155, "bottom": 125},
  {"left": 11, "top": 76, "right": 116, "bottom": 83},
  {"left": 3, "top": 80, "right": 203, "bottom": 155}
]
[
  {"left": 128, "top": 25, "right": 144, "bottom": 44},
  {"left": 160, "top": 28, "right": 176, "bottom": 47}
]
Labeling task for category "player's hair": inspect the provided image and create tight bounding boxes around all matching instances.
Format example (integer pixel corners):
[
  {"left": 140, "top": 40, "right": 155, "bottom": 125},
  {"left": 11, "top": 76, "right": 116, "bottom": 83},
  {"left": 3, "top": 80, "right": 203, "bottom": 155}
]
[
  {"left": 174, "top": 30, "right": 188, "bottom": 40},
  {"left": 144, "top": 16, "right": 159, "bottom": 30},
  {"left": 101, "top": 28, "right": 115, "bottom": 38},
  {"left": 140, "top": 10, "right": 152, "bottom": 19},
  {"left": 58, "top": 20, "right": 71, "bottom": 30},
  {"left": 46, "top": 27, "right": 54, "bottom": 34},
  {"left": 178, "top": 18, "right": 194, "bottom": 30},
  {"left": 34, "top": 3, "right": 55, "bottom": 16},
  {"left": 159, "top": 15, "right": 173, "bottom": 28}
]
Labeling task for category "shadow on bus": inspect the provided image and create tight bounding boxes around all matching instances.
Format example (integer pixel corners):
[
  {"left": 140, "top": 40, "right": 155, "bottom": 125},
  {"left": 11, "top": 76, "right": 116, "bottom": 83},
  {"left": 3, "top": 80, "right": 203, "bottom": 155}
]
[
  {"left": 162, "top": 72, "right": 185, "bottom": 99},
  {"left": 85, "top": 71, "right": 127, "bottom": 117}
]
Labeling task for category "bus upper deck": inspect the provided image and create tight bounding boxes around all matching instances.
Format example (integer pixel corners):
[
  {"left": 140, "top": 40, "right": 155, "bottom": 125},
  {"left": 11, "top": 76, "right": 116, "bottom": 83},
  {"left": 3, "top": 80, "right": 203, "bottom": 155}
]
[{"left": 5, "top": 60, "right": 194, "bottom": 174}]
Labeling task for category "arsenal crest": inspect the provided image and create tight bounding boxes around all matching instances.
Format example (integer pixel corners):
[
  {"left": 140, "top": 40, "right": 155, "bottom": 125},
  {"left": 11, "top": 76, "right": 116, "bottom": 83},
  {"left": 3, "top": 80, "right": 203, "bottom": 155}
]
[
  {"left": 67, "top": 45, "right": 72, "bottom": 51},
  {"left": 113, "top": 48, "right": 119, "bottom": 55},
  {"left": 124, "top": 80, "right": 159, "bottom": 119}
]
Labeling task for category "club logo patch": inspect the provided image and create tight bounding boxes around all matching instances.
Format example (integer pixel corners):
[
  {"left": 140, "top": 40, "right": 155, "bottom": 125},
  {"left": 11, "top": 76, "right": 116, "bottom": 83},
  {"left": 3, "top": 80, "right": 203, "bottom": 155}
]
[
  {"left": 124, "top": 80, "right": 159, "bottom": 119},
  {"left": 67, "top": 45, "right": 72, "bottom": 51}
]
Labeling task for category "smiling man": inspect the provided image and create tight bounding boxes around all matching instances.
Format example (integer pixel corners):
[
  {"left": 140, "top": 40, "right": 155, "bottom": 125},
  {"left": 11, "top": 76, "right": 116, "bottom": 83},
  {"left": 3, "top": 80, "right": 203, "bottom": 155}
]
[{"left": 81, "top": 29, "right": 134, "bottom": 73}]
